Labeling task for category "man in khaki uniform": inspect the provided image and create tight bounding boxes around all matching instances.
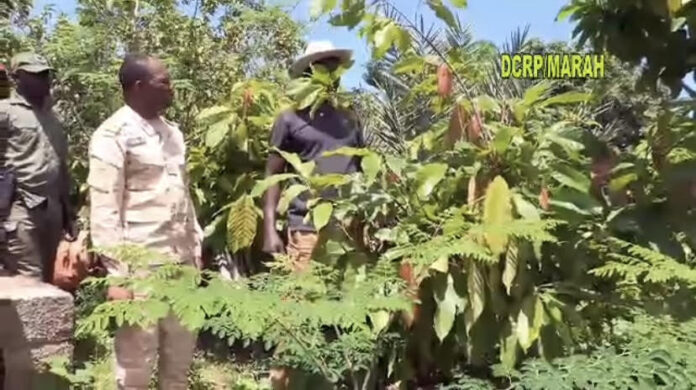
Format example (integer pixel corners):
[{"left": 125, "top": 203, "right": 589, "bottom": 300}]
[
  {"left": 87, "top": 54, "right": 203, "bottom": 390},
  {"left": 0, "top": 52, "right": 74, "bottom": 281}
]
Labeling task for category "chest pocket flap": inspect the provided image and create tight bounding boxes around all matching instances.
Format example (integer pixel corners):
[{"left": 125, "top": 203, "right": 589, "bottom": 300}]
[{"left": 125, "top": 139, "right": 165, "bottom": 191}]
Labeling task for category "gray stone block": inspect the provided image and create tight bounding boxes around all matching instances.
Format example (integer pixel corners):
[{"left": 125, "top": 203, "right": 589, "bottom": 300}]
[
  {"left": 0, "top": 277, "right": 74, "bottom": 347},
  {"left": 0, "top": 277, "right": 76, "bottom": 390}
]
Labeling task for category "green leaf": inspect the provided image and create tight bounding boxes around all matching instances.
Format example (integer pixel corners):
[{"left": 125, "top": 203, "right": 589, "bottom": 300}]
[
  {"left": 313, "top": 202, "right": 333, "bottom": 230},
  {"left": 197, "top": 106, "right": 231, "bottom": 122},
  {"left": 275, "top": 149, "right": 316, "bottom": 178},
  {"left": 205, "top": 120, "right": 230, "bottom": 149},
  {"left": 287, "top": 78, "right": 324, "bottom": 110},
  {"left": 310, "top": 0, "right": 337, "bottom": 19},
  {"left": 250, "top": 173, "right": 299, "bottom": 198},
  {"left": 430, "top": 256, "right": 449, "bottom": 273},
  {"left": 394, "top": 55, "right": 426, "bottom": 74},
  {"left": 427, "top": 0, "right": 458, "bottom": 30},
  {"left": 322, "top": 146, "right": 371, "bottom": 157},
  {"left": 361, "top": 152, "right": 382, "bottom": 185},
  {"left": 226, "top": 195, "right": 258, "bottom": 253},
  {"left": 522, "top": 81, "right": 552, "bottom": 106},
  {"left": 473, "top": 95, "right": 501, "bottom": 113},
  {"left": 502, "top": 242, "right": 518, "bottom": 295},
  {"left": 516, "top": 295, "right": 545, "bottom": 352},
  {"left": 556, "top": 4, "right": 579, "bottom": 21},
  {"left": 483, "top": 176, "right": 513, "bottom": 256},
  {"left": 309, "top": 174, "right": 351, "bottom": 189},
  {"left": 491, "top": 124, "right": 521, "bottom": 155},
  {"left": 539, "top": 91, "right": 592, "bottom": 107},
  {"left": 450, "top": 0, "right": 467, "bottom": 7},
  {"left": 415, "top": 163, "right": 448, "bottom": 200},
  {"left": 551, "top": 165, "right": 591, "bottom": 193},
  {"left": 373, "top": 22, "right": 409, "bottom": 58},
  {"left": 329, "top": 0, "right": 365, "bottom": 28},
  {"left": 500, "top": 321, "right": 519, "bottom": 370},
  {"left": 512, "top": 194, "right": 540, "bottom": 220},
  {"left": 467, "top": 261, "right": 486, "bottom": 329},
  {"left": 277, "top": 184, "right": 309, "bottom": 215},
  {"left": 370, "top": 311, "right": 391, "bottom": 334},
  {"left": 434, "top": 273, "right": 459, "bottom": 341},
  {"left": 609, "top": 173, "right": 637, "bottom": 193}
]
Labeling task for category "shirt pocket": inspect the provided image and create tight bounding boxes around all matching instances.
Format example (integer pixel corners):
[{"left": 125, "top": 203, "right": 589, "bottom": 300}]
[{"left": 125, "top": 146, "right": 166, "bottom": 191}]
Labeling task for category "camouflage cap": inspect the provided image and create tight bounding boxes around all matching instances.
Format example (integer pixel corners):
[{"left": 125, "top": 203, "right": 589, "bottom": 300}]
[{"left": 10, "top": 52, "right": 53, "bottom": 74}]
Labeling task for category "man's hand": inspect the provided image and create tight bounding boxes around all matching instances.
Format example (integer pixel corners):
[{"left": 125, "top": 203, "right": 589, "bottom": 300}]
[
  {"left": 262, "top": 229, "right": 286, "bottom": 255},
  {"left": 63, "top": 218, "right": 77, "bottom": 242},
  {"left": 107, "top": 286, "right": 133, "bottom": 301}
]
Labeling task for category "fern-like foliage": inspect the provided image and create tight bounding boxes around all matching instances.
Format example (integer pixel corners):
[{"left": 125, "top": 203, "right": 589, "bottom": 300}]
[
  {"left": 591, "top": 238, "right": 696, "bottom": 289},
  {"left": 74, "top": 244, "right": 411, "bottom": 387}
]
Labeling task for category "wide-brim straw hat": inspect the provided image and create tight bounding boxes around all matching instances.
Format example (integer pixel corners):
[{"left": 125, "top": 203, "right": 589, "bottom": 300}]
[{"left": 289, "top": 40, "right": 353, "bottom": 78}]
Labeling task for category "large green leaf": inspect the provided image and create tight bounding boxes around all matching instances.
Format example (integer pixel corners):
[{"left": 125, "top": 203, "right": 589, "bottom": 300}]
[
  {"left": 434, "top": 273, "right": 460, "bottom": 342},
  {"left": 415, "top": 163, "right": 448, "bottom": 200},
  {"left": 369, "top": 311, "right": 390, "bottom": 334},
  {"left": 609, "top": 173, "right": 638, "bottom": 193},
  {"left": 287, "top": 79, "right": 324, "bottom": 110},
  {"left": 328, "top": 0, "right": 365, "bottom": 28},
  {"left": 361, "top": 152, "right": 382, "bottom": 185},
  {"left": 373, "top": 22, "right": 410, "bottom": 58},
  {"left": 551, "top": 165, "right": 591, "bottom": 193},
  {"left": 310, "top": 0, "right": 337, "bottom": 19},
  {"left": 483, "top": 176, "right": 513, "bottom": 256},
  {"left": 394, "top": 55, "right": 427, "bottom": 74},
  {"left": 226, "top": 195, "right": 258, "bottom": 253},
  {"left": 205, "top": 119, "right": 230, "bottom": 149},
  {"left": 556, "top": 4, "right": 580, "bottom": 21},
  {"left": 491, "top": 124, "right": 521, "bottom": 155},
  {"left": 522, "top": 81, "right": 552, "bottom": 106},
  {"left": 467, "top": 261, "right": 486, "bottom": 330},
  {"left": 275, "top": 149, "right": 316, "bottom": 178},
  {"left": 512, "top": 194, "right": 540, "bottom": 220},
  {"left": 309, "top": 174, "right": 351, "bottom": 189},
  {"left": 250, "top": 174, "right": 299, "bottom": 198},
  {"left": 313, "top": 202, "right": 333, "bottom": 230},
  {"left": 516, "top": 295, "right": 546, "bottom": 352},
  {"left": 500, "top": 321, "right": 519, "bottom": 370},
  {"left": 196, "top": 106, "right": 231, "bottom": 122},
  {"left": 427, "top": 0, "right": 458, "bottom": 30},
  {"left": 277, "top": 184, "right": 310, "bottom": 215},
  {"left": 539, "top": 91, "right": 592, "bottom": 107},
  {"left": 502, "top": 242, "right": 519, "bottom": 295}
]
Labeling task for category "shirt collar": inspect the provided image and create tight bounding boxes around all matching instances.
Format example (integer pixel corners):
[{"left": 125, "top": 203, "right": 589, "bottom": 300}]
[{"left": 122, "top": 104, "right": 158, "bottom": 137}]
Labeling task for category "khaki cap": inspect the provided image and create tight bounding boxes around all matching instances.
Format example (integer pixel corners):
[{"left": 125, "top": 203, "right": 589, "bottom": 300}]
[{"left": 10, "top": 52, "right": 53, "bottom": 74}]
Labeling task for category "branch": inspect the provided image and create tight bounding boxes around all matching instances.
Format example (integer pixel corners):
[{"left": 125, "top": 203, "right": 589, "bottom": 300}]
[{"left": 333, "top": 325, "right": 361, "bottom": 390}]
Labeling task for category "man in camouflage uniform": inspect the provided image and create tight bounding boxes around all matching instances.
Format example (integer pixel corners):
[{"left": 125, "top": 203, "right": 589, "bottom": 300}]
[
  {"left": 87, "top": 54, "right": 203, "bottom": 390},
  {"left": 0, "top": 52, "right": 74, "bottom": 281}
]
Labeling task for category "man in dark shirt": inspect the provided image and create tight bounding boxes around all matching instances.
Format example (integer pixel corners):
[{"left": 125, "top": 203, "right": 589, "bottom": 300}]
[{"left": 262, "top": 41, "right": 364, "bottom": 276}]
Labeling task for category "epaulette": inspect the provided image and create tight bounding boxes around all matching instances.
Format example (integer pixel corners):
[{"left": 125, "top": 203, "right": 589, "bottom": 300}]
[{"left": 96, "top": 116, "right": 128, "bottom": 137}]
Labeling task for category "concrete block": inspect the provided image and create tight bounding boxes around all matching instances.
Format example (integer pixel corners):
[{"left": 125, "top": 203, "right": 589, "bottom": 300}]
[{"left": 0, "top": 276, "right": 75, "bottom": 390}]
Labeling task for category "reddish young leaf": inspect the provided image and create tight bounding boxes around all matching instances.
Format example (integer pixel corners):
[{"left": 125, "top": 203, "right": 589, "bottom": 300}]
[
  {"left": 539, "top": 187, "right": 550, "bottom": 210},
  {"left": 437, "top": 63, "right": 453, "bottom": 98}
]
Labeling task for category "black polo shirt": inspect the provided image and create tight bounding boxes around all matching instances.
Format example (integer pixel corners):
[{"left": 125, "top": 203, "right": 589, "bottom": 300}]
[{"left": 269, "top": 103, "right": 364, "bottom": 231}]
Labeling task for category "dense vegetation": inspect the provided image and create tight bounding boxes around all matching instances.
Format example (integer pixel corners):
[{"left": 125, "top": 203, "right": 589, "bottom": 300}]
[{"left": 3, "top": 0, "right": 696, "bottom": 389}]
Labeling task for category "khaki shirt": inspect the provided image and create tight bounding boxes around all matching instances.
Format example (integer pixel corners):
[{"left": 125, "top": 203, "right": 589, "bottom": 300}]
[
  {"left": 88, "top": 105, "right": 203, "bottom": 276},
  {"left": 0, "top": 92, "right": 69, "bottom": 208}
]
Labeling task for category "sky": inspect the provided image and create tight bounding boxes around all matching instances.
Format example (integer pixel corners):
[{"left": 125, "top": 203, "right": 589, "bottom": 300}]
[
  {"left": 34, "top": 0, "right": 575, "bottom": 89},
  {"left": 32, "top": 0, "right": 693, "bottom": 96}
]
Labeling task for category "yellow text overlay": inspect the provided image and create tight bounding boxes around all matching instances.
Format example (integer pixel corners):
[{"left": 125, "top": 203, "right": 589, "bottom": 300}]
[{"left": 500, "top": 54, "right": 605, "bottom": 79}]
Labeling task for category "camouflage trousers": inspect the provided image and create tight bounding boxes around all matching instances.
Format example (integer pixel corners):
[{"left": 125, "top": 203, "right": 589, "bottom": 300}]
[
  {"left": 0, "top": 197, "right": 63, "bottom": 281},
  {"left": 114, "top": 309, "right": 196, "bottom": 390}
]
